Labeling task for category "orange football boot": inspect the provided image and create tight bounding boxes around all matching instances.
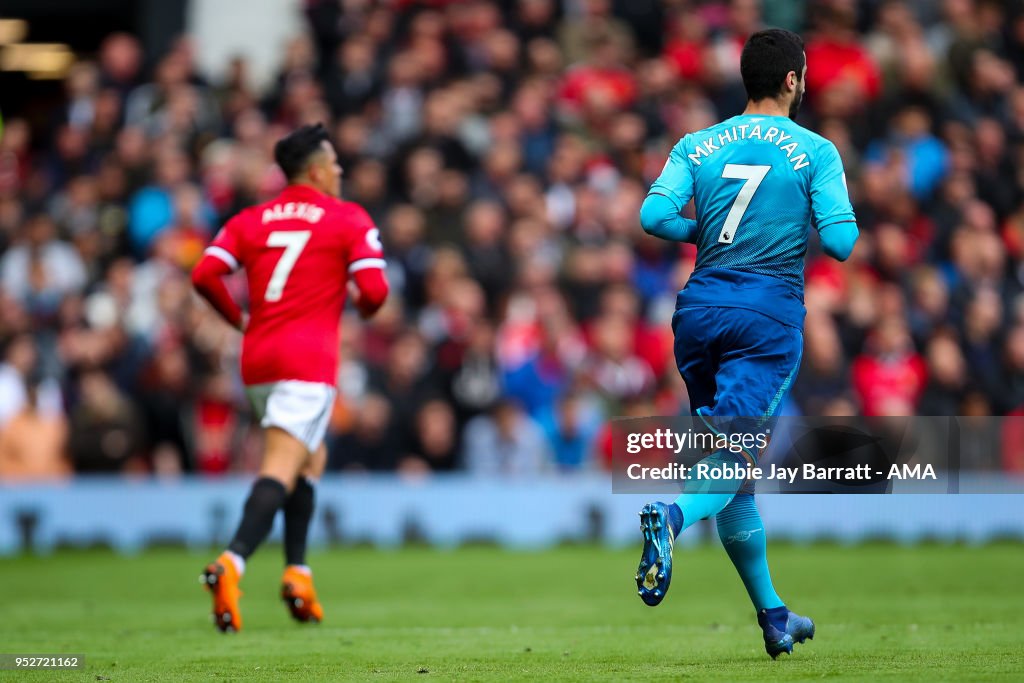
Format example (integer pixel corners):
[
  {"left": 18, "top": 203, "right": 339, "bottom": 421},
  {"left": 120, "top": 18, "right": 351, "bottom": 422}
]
[
  {"left": 201, "top": 552, "right": 243, "bottom": 632},
  {"left": 281, "top": 566, "right": 323, "bottom": 623}
]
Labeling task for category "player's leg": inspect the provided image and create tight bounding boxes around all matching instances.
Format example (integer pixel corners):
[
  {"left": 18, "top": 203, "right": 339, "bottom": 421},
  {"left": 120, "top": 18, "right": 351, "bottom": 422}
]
[
  {"left": 672, "top": 307, "right": 800, "bottom": 523},
  {"left": 202, "top": 382, "right": 332, "bottom": 632},
  {"left": 201, "top": 427, "right": 306, "bottom": 632},
  {"left": 671, "top": 307, "right": 801, "bottom": 532},
  {"left": 637, "top": 307, "right": 801, "bottom": 607},
  {"left": 716, "top": 492, "right": 814, "bottom": 658},
  {"left": 716, "top": 492, "right": 780, "bottom": 611},
  {"left": 281, "top": 443, "right": 327, "bottom": 623},
  {"left": 701, "top": 312, "right": 814, "bottom": 657},
  {"left": 638, "top": 442, "right": 746, "bottom": 609},
  {"left": 637, "top": 306, "right": 723, "bottom": 605},
  {"left": 284, "top": 445, "right": 324, "bottom": 572},
  {"left": 230, "top": 426, "right": 307, "bottom": 559}
]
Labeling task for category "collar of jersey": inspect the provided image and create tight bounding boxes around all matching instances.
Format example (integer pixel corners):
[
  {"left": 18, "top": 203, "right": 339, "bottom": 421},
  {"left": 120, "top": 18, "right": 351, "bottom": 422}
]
[{"left": 283, "top": 184, "right": 329, "bottom": 201}]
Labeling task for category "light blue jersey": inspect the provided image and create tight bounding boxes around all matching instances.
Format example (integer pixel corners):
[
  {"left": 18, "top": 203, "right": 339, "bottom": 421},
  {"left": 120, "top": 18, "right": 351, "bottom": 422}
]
[{"left": 642, "top": 114, "right": 857, "bottom": 328}]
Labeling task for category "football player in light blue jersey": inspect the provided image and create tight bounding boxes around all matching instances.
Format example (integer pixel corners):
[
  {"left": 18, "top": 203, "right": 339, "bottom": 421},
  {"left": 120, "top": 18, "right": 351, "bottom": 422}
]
[{"left": 634, "top": 28, "right": 858, "bottom": 659}]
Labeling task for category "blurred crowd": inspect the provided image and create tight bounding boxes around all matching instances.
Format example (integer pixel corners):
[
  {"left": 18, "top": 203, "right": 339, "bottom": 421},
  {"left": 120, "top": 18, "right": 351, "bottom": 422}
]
[{"left": 2, "top": 0, "right": 1024, "bottom": 480}]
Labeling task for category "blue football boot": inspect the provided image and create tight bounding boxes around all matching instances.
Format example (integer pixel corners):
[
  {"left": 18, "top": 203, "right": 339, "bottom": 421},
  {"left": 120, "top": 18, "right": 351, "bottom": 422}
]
[
  {"left": 758, "top": 609, "right": 815, "bottom": 659},
  {"left": 635, "top": 502, "right": 674, "bottom": 606}
]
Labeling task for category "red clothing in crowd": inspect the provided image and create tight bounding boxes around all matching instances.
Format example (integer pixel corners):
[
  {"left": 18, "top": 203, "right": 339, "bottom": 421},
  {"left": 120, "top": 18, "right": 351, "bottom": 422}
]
[
  {"left": 805, "top": 37, "right": 882, "bottom": 105},
  {"left": 851, "top": 351, "right": 927, "bottom": 416},
  {"left": 558, "top": 64, "right": 638, "bottom": 112}
]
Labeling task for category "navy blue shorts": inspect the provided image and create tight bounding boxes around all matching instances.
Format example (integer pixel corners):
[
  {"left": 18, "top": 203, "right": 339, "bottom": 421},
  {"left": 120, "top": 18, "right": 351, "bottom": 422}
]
[{"left": 672, "top": 305, "right": 803, "bottom": 422}]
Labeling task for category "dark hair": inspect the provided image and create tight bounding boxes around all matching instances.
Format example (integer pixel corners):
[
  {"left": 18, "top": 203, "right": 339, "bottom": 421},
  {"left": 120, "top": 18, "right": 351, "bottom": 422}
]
[
  {"left": 740, "top": 29, "right": 805, "bottom": 102},
  {"left": 273, "top": 123, "right": 332, "bottom": 181}
]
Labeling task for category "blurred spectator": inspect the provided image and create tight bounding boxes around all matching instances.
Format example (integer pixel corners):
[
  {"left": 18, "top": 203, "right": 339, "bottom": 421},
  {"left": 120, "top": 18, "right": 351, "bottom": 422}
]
[
  {"left": 127, "top": 147, "right": 198, "bottom": 256},
  {"left": 501, "top": 294, "right": 586, "bottom": 418},
  {"left": 584, "top": 312, "right": 655, "bottom": 408},
  {"left": 999, "top": 324, "right": 1024, "bottom": 413},
  {"left": 0, "top": 214, "right": 87, "bottom": 312},
  {"left": 805, "top": 1, "right": 881, "bottom": 119},
  {"left": 367, "top": 329, "right": 434, "bottom": 454},
  {"left": 329, "top": 393, "right": 403, "bottom": 472},
  {"left": 442, "top": 317, "right": 502, "bottom": 426},
  {"left": 408, "top": 399, "right": 459, "bottom": 472},
  {"left": 190, "top": 369, "right": 237, "bottom": 476},
  {"left": 559, "top": 0, "right": 634, "bottom": 67},
  {"left": 462, "top": 399, "right": 552, "bottom": 475},
  {"left": 792, "top": 312, "right": 850, "bottom": 415},
  {"left": 124, "top": 51, "right": 219, "bottom": 140},
  {"left": 852, "top": 317, "right": 927, "bottom": 415},
  {"left": 0, "top": 334, "right": 40, "bottom": 428},
  {"left": 538, "top": 391, "right": 603, "bottom": 470},
  {"left": 864, "top": 105, "right": 949, "bottom": 200},
  {"left": 98, "top": 32, "right": 143, "bottom": 99},
  {"left": 907, "top": 266, "right": 950, "bottom": 344},
  {"left": 68, "top": 370, "right": 145, "bottom": 473},
  {"left": 918, "top": 329, "right": 968, "bottom": 415},
  {"left": 137, "top": 339, "right": 194, "bottom": 472},
  {"left": 0, "top": 378, "right": 69, "bottom": 481}
]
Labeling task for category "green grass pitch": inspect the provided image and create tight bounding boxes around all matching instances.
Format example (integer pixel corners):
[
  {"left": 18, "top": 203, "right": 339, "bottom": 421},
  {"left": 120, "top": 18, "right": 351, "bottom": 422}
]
[{"left": 1, "top": 543, "right": 1022, "bottom": 681}]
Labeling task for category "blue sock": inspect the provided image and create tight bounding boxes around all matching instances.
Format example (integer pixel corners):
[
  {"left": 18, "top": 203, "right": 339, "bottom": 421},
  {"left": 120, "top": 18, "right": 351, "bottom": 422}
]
[
  {"left": 672, "top": 449, "right": 747, "bottom": 534},
  {"left": 668, "top": 503, "right": 684, "bottom": 538},
  {"left": 716, "top": 493, "right": 785, "bottom": 613}
]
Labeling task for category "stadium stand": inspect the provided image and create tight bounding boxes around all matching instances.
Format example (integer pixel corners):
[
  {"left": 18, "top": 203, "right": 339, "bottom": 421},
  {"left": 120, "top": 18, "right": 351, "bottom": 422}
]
[{"left": 1, "top": 0, "right": 1024, "bottom": 479}]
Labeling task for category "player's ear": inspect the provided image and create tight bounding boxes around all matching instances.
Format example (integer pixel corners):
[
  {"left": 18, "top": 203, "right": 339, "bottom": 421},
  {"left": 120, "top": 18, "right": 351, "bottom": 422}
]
[{"left": 307, "top": 156, "right": 325, "bottom": 185}]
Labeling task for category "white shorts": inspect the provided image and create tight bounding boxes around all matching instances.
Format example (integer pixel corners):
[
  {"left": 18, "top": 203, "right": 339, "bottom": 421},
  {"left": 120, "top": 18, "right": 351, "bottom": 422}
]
[{"left": 245, "top": 381, "right": 336, "bottom": 453}]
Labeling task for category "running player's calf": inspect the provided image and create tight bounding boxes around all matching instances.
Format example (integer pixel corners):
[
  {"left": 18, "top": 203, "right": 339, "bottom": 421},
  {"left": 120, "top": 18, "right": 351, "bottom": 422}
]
[{"left": 281, "top": 448, "right": 324, "bottom": 624}]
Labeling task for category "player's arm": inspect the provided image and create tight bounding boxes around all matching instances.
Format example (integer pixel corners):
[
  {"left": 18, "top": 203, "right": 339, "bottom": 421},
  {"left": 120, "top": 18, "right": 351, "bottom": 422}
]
[
  {"left": 191, "top": 221, "right": 246, "bottom": 330},
  {"left": 349, "top": 266, "right": 388, "bottom": 319},
  {"left": 640, "top": 137, "right": 698, "bottom": 243},
  {"left": 640, "top": 194, "right": 697, "bottom": 243},
  {"left": 346, "top": 207, "right": 389, "bottom": 319},
  {"left": 812, "top": 141, "right": 859, "bottom": 262}
]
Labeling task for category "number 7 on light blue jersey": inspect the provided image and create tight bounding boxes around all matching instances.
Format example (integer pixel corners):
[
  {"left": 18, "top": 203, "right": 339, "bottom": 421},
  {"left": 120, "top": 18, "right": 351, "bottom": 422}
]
[{"left": 718, "top": 164, "right": 770, "bottom": 244}]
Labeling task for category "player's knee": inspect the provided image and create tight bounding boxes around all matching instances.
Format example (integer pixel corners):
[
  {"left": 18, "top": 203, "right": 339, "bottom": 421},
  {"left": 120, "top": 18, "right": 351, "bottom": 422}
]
[
  {"left": 253, "top": 468, "right": 296, "bottom": 497},
  {"left": 301, "top": 444, "right": 327, "bottom": 480},
  {"left": 258, "top": 465, "right": 299, "bottom": 493},
  {"left": 261, "top": 428, "right": 312, "bottom": 491}
]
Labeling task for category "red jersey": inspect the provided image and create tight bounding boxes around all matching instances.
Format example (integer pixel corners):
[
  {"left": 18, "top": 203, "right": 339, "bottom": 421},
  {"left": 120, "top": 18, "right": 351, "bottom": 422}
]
[{"left": 205, "top": 185, "right": 384, "bottom": 386}]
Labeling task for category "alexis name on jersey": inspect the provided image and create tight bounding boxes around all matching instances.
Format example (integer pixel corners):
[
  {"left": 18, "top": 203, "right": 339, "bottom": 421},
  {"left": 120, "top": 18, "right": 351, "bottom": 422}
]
[
  {"left": 687, "top": 123, "right": 810, "bottom": 171},
  {"left": 262, "top": 202, "right": 325, "bottom": 224}
]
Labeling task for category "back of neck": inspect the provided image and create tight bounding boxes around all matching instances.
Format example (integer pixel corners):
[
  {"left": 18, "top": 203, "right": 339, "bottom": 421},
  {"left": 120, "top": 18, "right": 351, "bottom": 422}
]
[{"left": 743, "top": 99, "right": 789, "bottom": 118}]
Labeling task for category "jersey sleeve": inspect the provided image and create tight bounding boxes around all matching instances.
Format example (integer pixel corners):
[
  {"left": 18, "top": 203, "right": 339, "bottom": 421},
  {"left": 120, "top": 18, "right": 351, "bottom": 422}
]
[
  {"left": 206, "top": 213, "right": 246, "bottom": 272},
  {"left": 344, "top": 205, "right": 386, "bottom": 274},
  {"left": 639, "top": 192, "right": 697, "bottom": 243},
  {"left": 648, "top": 136, "right": 695, "bottom": 211},
  {"left": 810, "top": 141, "right": 856, "bottom": 232}
]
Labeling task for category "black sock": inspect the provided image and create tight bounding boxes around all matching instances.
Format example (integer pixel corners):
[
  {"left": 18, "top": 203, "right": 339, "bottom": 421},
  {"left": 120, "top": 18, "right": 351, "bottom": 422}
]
[
  {"left": 283, "top": 476, "right": 315, "bottom": 566},
  {"left": 227, "top": 477, "right": 288, "bottom": 560}
]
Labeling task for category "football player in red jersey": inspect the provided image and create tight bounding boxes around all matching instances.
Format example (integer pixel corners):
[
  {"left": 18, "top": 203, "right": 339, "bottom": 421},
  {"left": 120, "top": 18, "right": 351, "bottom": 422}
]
[{"left": 191, "top": 124, "right": 388, "bottom": 632}]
